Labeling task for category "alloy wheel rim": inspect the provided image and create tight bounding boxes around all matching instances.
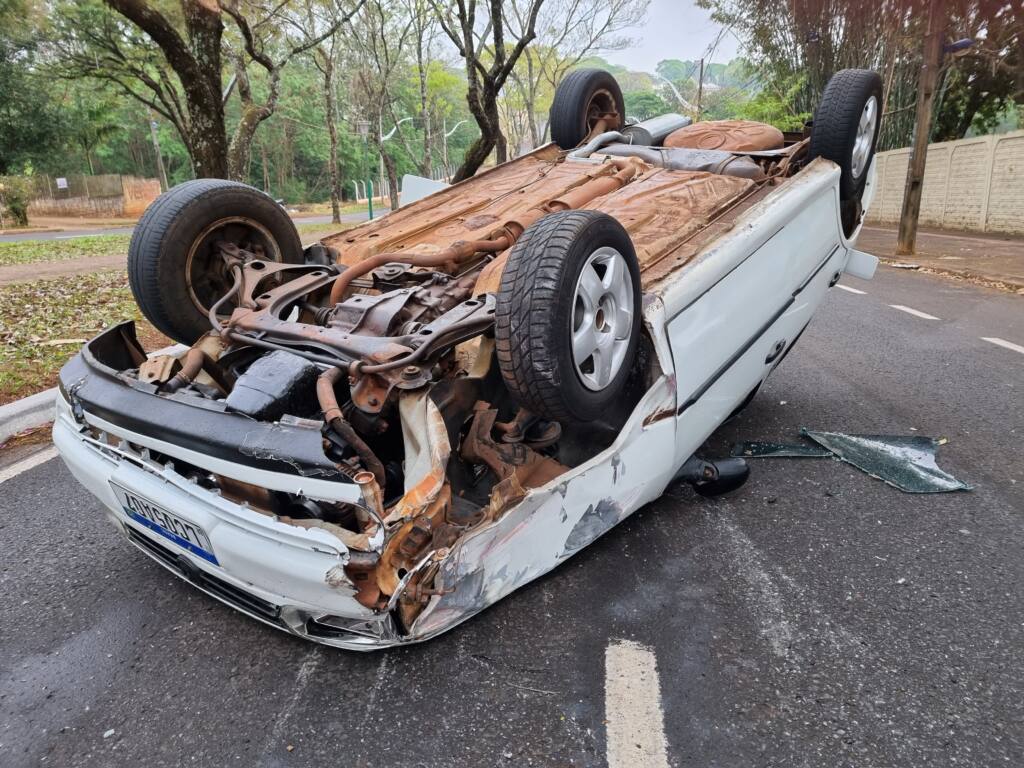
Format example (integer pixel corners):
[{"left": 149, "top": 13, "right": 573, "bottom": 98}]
[
  {"left": 851, "top": 95, "right": 878, "bottom": 179},
  {"left": 571, "top": 246, "right": 634, "bottom": 391}
]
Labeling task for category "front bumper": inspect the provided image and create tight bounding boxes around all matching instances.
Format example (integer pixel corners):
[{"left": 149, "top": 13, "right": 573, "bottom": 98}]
[{"left": 53, "top": 393, "right": 406, "bottom": 650}]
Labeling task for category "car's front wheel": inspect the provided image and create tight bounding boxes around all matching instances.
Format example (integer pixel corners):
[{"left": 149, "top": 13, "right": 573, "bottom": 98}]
[{"left": 495, "top": 210, "right": 642, "bottom": 423}]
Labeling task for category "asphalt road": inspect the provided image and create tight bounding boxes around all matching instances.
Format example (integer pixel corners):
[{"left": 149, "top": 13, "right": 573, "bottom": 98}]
[
  {"left": 0, "top": 213, "right": 370, "bottom": 242},
  {"left": 1, "top": 266, "right": 1021, "bottom": 767}
]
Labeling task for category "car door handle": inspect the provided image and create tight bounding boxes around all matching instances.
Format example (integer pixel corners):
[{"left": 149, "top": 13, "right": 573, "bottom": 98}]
[{"left": 765, "top": 339, "right": 787, "bottom": 364}]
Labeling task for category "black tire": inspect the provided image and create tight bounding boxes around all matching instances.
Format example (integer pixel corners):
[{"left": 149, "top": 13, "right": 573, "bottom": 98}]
[
  {"left": 495, "top": 210, "right": 642, "bottom": 423},
  {"left": 809, "top": 69, "right": 883, "bottom": 200},
  {"left": 549, "top": 69, "right": 626, "bottom": 150},
  {"left": 128, "top": 179, "right": 302, "bottom": 345}
]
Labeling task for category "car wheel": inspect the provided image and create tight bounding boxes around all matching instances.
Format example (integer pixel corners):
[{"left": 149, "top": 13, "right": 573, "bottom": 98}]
[
  {"left": 128, "top": 179, "right": 303, "bottom": 345},
  {"left": 549, "top": 69, "right": 626, "bottom": 150},
  {"left": 495, "top": 210, "right": 642, "bottom": 423},
  {"left": 808, "top": 69, "right": 883, "bottom": 200}
]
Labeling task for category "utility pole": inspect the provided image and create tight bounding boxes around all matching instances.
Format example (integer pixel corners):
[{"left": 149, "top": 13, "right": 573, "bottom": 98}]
[
  {"left": 896, "top": 0, "right": 946, "bottom": 255},
  {"left": 696, "top": 58, "right": 705, "bottom": 122},
  {"left": 148, "top": 114, "right": 169, "bottom": 192}
]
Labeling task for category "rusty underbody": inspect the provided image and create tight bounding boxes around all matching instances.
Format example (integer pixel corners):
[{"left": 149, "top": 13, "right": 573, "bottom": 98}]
[{"left": 115, "top": 141, "right": 806, "bottom": 631}]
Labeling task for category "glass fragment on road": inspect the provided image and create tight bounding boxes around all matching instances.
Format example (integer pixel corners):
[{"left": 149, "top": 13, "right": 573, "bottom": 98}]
[
  {"left": 800, "top": 429, "right": 972, "bottom": 494},
  {"left": 732, "top": 441, "right": 832, "bottom": 458}
]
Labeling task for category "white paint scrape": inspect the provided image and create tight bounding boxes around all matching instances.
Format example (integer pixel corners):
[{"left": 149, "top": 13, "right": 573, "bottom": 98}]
[{"left": 604, "top": 640, "right": 670, "bottom": 768}]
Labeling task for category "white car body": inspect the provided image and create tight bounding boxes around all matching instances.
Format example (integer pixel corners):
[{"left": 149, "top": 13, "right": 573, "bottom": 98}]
[{"left": 54, "top": 156, "right": 876, "bottom": 650}]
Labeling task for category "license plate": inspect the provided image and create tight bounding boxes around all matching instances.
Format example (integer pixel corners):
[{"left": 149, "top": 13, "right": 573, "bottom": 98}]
[{"left": 110, "top": 483, "right": 219, "bottom": 565}]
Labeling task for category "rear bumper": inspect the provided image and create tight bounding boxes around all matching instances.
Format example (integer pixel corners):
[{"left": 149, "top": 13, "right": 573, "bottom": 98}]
[{"left": 52, "top": 394, "right": 405, "bottom": 651}]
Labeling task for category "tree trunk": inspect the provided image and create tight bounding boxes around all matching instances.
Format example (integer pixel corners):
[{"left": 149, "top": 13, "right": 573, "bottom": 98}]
[
  {"left": 188, "top": 120, "right": 230, "bottom": 178},
  {"left": 381, "top": 143, "right": 400, "bottom": 211},
  {"left": 261, "top": 142, "right": 270, "bottom": 192},
  {"left": 227, "top": 103, "right": 274, "bottom": 181},
  {"left": 417, "top": 40, "right": 432, "bottom": 176},
  {"left": 323, "top": 57, "right": 342, "bottom": 223},
  {"left": 452, "top": 134, "right": 495, "bottom": 182},
  {"left": 489, "top": 101, "right": 507, "bottom": 163}
]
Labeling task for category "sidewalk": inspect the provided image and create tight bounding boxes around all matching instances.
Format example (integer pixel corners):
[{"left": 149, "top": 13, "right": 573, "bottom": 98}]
[{"left": 855, "top": 224, "right": 1024, "bottom": 292}]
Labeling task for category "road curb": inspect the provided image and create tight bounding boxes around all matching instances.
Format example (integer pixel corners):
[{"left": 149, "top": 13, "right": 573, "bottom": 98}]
[
  {"left": 0, "top": 343, "right": 186, "bottom": 445},
  {"left": 0, "top": 388, "right": 56, "bottom": 444},
  {"left": 0, "top": 227, "right": 64, "bottom": 236},
  {"left": 879, "top": 258, "right": 1024, "bottom": 294}
]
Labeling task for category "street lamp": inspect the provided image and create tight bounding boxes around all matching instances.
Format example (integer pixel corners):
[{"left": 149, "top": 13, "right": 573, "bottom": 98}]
[
  {"left": 377, "top": 116, "right": 414, "bottom": 207},
  {"left": 653, "top": 73, "right": 698, "bottom": 115},
  {"left": 442, "top": 118, "right": 468, "bottom": 171}
]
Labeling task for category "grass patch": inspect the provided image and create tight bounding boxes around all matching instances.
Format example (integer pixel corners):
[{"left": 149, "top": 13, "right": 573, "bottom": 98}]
[
  {"left": 0, "top": 234, "right": 131, "bottom": 267},
  {"left": 0, "top": 270, "right": 170, "bottom": 405},
  {"left": 0, "top": 224, "right": 354, "bottom": 267}
]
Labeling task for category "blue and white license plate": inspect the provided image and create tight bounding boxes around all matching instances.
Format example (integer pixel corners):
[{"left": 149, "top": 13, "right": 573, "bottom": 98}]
[{"left": 110, "top": 483, "right": 219, "bottom": 565}]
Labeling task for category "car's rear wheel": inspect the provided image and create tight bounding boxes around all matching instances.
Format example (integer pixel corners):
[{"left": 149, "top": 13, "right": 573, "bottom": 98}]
[
  {"left": 809, "top": 69, "right": 883, "bottom": 200},
  {"left": 549, "top": 69, "right": 626, "bottom": 150},
  {"left": 495, "top": 210, "right": 641, "bottom": 423},
  {"left": 128, "top": 179, "right": 303, "bottom": 345}
]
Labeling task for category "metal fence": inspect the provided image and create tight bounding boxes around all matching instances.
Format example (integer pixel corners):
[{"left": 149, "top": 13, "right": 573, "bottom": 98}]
[{"left": 348, "top": 165, "right": 459, "bottom": 202}]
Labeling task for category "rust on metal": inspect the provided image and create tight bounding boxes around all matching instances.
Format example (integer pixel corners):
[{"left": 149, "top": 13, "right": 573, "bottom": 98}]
[{"left": 665, "top": 119, "right": 785, "bottom": 152}]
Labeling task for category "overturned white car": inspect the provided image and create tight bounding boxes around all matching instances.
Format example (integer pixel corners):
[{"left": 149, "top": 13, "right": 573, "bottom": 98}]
[{"left": 54, "top": 68, "right": 881, "bottom": 649}]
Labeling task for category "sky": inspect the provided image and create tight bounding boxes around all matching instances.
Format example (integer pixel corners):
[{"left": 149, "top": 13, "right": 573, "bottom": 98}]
[{"left": 603, "top": 0, "right": 741, "bottom": 74}]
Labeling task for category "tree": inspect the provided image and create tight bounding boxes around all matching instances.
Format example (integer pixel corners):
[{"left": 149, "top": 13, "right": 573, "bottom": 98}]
[
  {"left": 303, "top": 0, "right": 349, "bottom": 223},
  {"left": 343, "top": 0, "right": 414, "bottom": 210},
  {"left": 0, "top": 0, "right": 63, "bottom": 174},
  {"left": 696, "top": 0, "right": 1022, "bottom": 150},
  {"left": 405, "top": 0, "right": 437, "bottom": 176},
  {"left": 624, "top": 90, "right": 671, "bottom": 121},
  {"left": 430, "top": 0, "right": 545, "bottom": 181},
  {"left": 506, "top": 0, "right": 649, "bottom": 149},
  {"left": 51, "top": 0, "right": 362, "bottom": 179}
]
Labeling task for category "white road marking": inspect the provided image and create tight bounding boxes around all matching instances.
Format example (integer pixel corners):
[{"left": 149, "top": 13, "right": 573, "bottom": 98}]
[
  {"left": 605, "top": 640, "right": 670, "bottom": 768},
  {"left": 889, "top": 304, "right": 940, "bottom": 320},
  {"left": 836, "top": 284, "right": 867, "bottom": 294},
  {"left": 982, "top": 337, "right": 1024, "bottom": 355},
  {"left": 0, "top": 446, "right": 58, "bottom": 485}
]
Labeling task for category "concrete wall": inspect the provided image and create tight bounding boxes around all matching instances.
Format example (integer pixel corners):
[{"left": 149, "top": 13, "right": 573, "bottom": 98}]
[
  {"left": 26, "top": 176, "right": 161, "bottom": 219},
  {"left": 867, "top": 130, "right": 1024, "bottom": 235}
]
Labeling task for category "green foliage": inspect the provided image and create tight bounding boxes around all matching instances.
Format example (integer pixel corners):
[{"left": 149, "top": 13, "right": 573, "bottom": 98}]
[
  {"left": 625, "top": 91, "right": 673, "bottom": 121},
  {"left": 0, "top": 0, "right": 64, "bottom": 174},
  {"left": 0, "top": 176, "right": 32, "bottom": 226},
  {"left": 731, "top": 75, "right": 810, "bottom": 131}
]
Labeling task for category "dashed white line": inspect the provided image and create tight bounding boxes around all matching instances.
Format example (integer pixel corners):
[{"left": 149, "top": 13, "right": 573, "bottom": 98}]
[
  {"left": 0, "top": 446, "right": 57, "bottom": 485},
  {"left": 836, "top": 284, "right": 867, "bottom": 294},
  {"left": 982, "top": 337, "right": 1024, "bottom": 355},
  {"left": 605, "top": 640, "right": 670, "bottom": 768},
  {"left": 889, "top": 304, "right": 940, "bottom": 320}
]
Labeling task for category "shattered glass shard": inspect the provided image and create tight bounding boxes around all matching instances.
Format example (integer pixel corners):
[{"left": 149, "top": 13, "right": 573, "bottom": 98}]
[
  {"left": 800, "top": 429, "right": 972, "bottom": 494},
  {"left": 732, "top": 441, "right": 832, "bottom": 458}
]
